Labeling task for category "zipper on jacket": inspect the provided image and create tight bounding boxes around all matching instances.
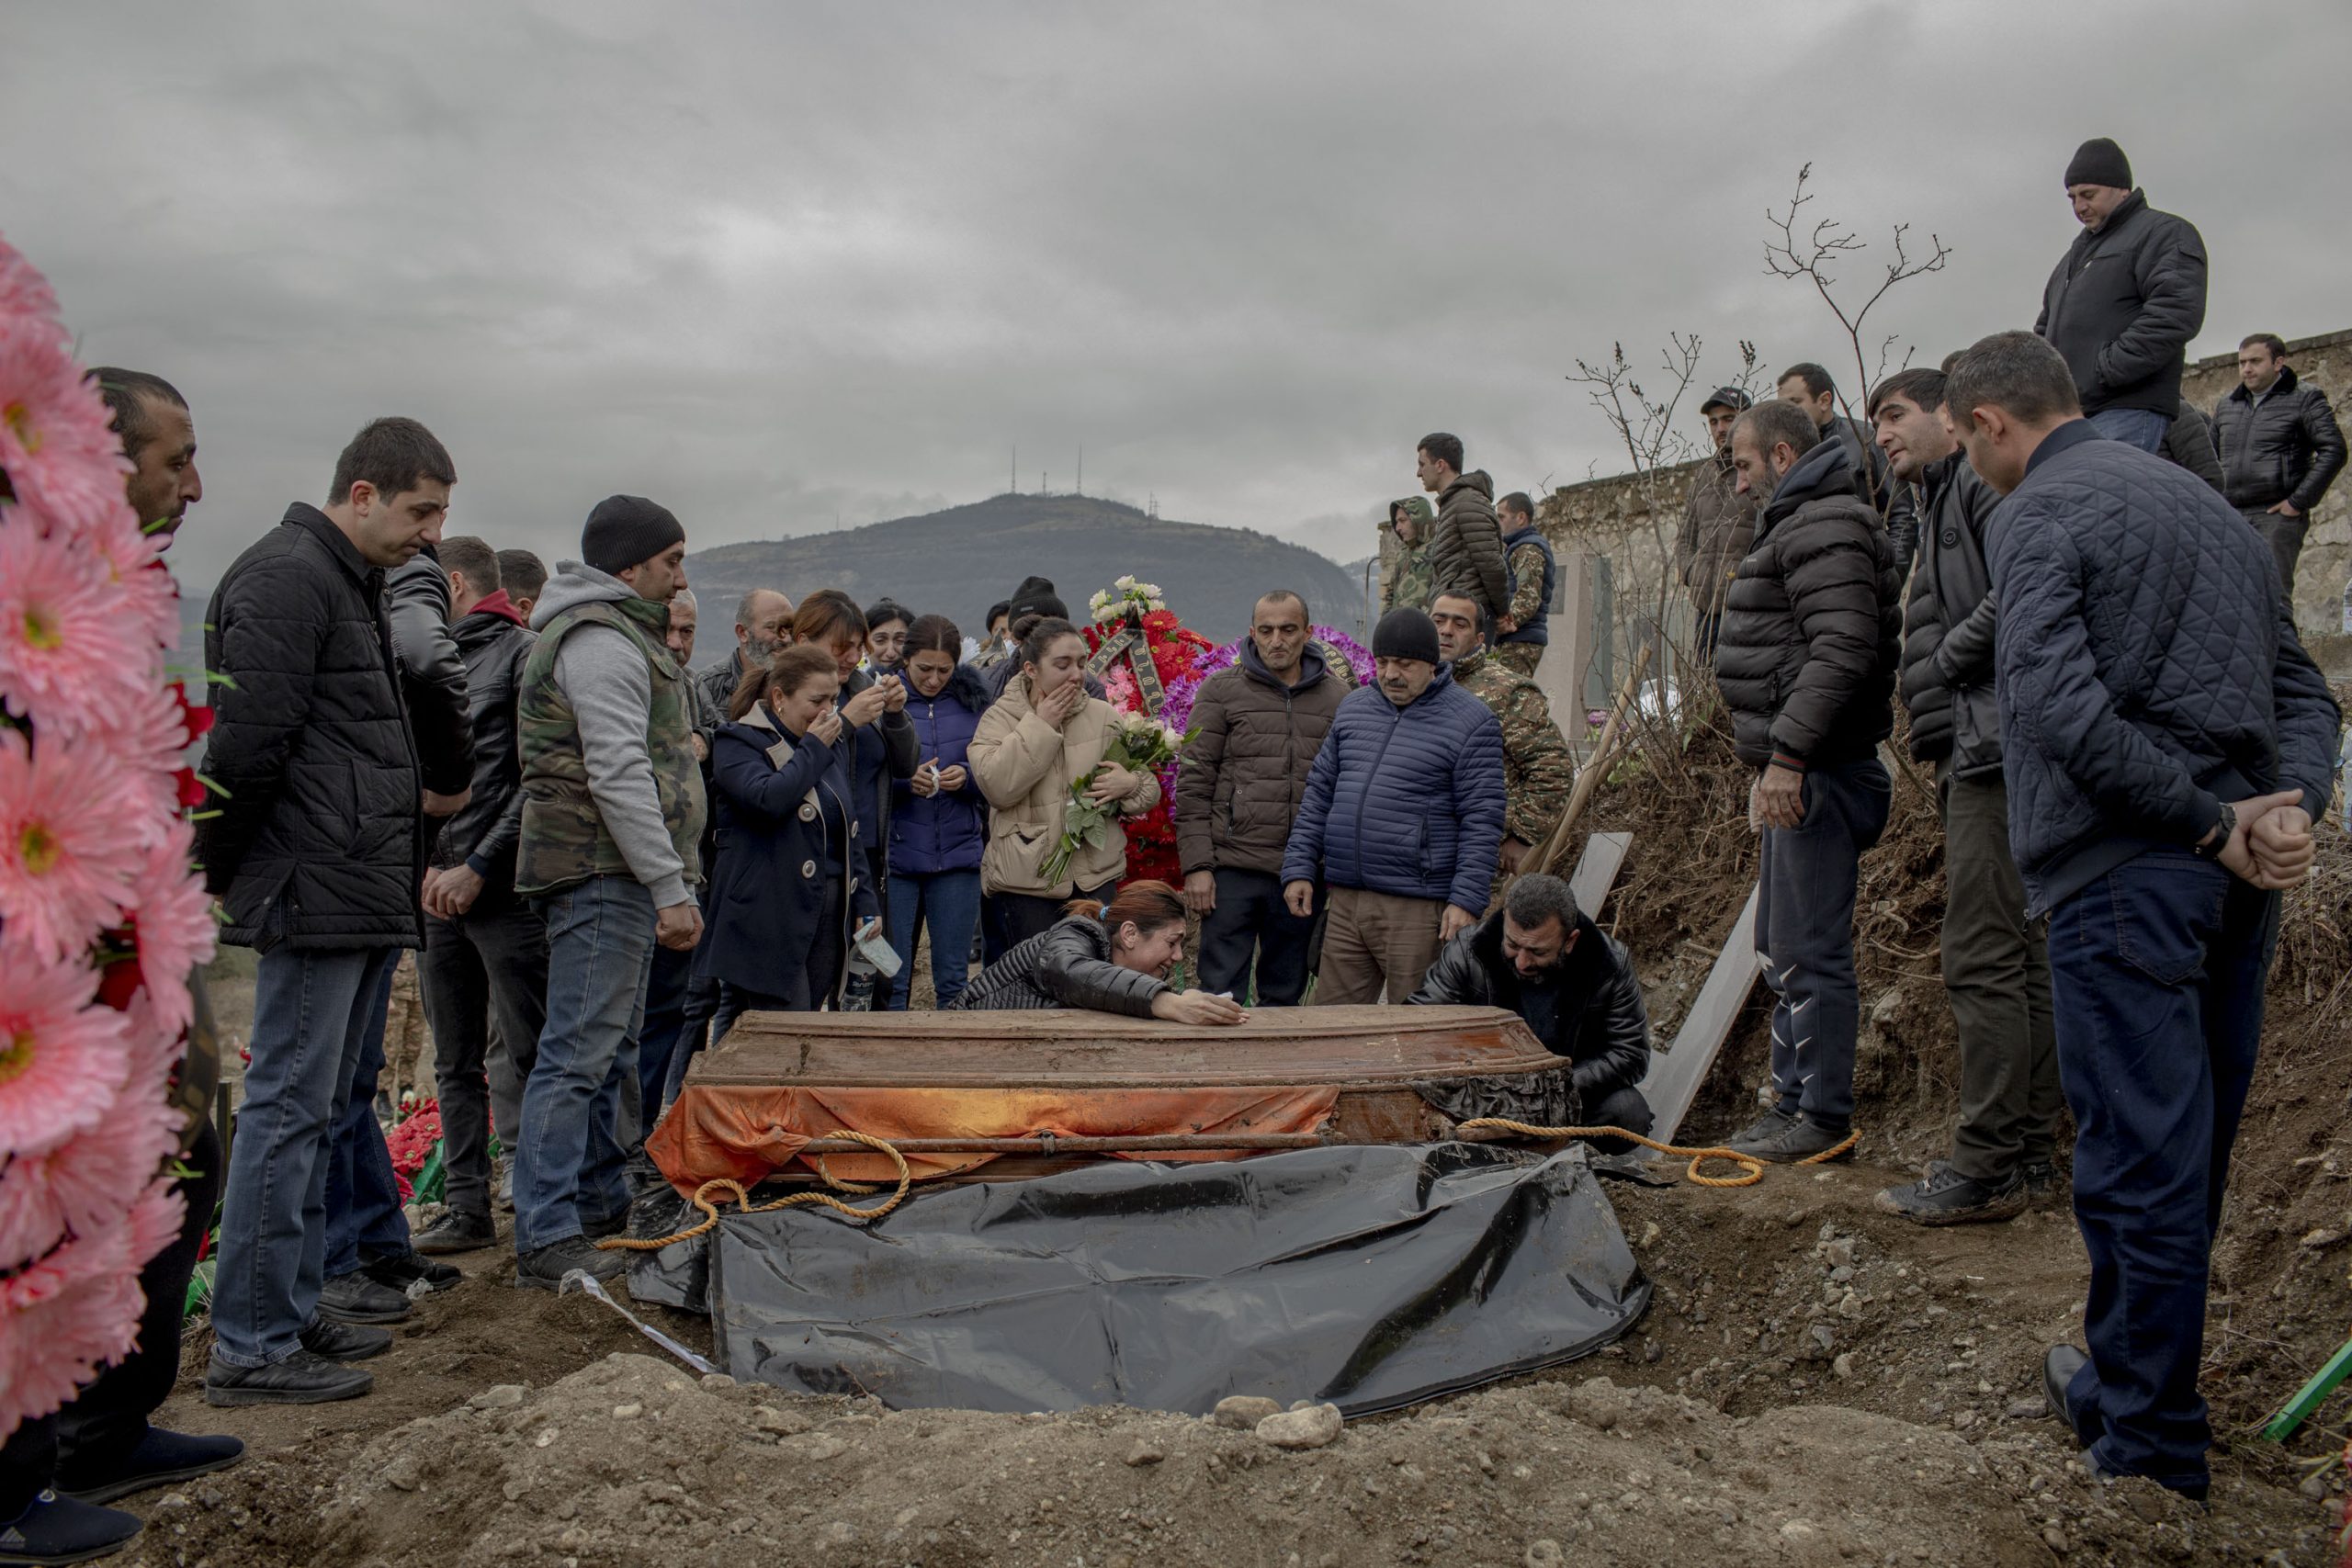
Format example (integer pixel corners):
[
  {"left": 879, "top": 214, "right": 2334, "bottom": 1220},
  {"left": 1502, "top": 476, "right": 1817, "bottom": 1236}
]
[{"left": 1351, "top": 701, "right": 1405, "bottom": 881}]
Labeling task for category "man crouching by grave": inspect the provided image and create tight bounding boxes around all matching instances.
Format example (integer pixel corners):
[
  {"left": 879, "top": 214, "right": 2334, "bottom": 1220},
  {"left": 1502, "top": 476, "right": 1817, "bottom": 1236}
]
[
  {"left": 1712, "top": 398, "right": 1902, "bottom": 1164},
  {"left": 1410, "top": 874, "right": 1652, "bottom": 1151}
]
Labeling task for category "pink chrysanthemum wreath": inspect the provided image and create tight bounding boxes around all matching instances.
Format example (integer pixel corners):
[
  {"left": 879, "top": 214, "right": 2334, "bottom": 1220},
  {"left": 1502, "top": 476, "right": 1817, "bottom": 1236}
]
[{"left": 0, "top": 232, "right": 216, "bottom": 1438}]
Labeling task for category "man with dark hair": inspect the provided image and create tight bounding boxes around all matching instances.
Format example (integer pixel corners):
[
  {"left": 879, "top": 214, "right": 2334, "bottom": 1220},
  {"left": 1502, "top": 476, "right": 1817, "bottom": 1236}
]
[
  {"left": 413, "top": 536, "right": 545, "bottom": 1257},
  {"left": 1777, "top": 364, "right": 1917, "bottom": 580},
  {"left": 498, "top": 548, "right": 548, "bottom": 624},
  {"left": 88, "top": 367, "right": 200, "bottom": 536},
  {"left": 1950, "top": 329, "right": 2337, "bottom": 1500},
  {"left": 1492, "top": 491, "right": 1555, "bottom": 676},
  {"left": 1868, "top": 368, "right": 2059, "bottom": 1224},
  {"left": 511, "top": 496, "right": 707, "bottom": 1291},
  {"left": 1678, "top": 388, "right": 1758, "bottom": 660},
  {"left": 199, "top": 418, "right": 458, "bottom": 1405},
  {"left": 2214, "top": 333, "right": 2346, "bottom": 603},
  {"left": 1411, "top": 874, "right": 1654, "bottom": 1149},
  {"left": 1282, "top": 607, "right": 1505, "bottom": 1004},
  {"left": 2036, "top": 137, "right": 2208, "bottom": 454},
  {"left": 1713, "top": 399, "right": 1900, "bottom": 1163},
  {"left": 700, "top": 587, "right": 792, "bottom": 720},
  {"left": 1382, "top": 497, "right": 1435, "bottom": 613},
  {"left": 1430, "top": 591, "right": 1575, "bottom": 875},
  {"left": 0, "top": 374, "right": 239, "bottom": 1561},
  {"left": 1415, "top": 433, "right": 1510, "bottom": 622},
  {"left": 1177, "top": 590, "right": 1348, "bottom": 1006}
]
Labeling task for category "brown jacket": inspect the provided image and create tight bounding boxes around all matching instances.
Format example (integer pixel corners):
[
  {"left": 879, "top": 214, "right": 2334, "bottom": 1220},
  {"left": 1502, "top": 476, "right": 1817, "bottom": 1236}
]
[
  {"left": 972, "top": 674, "right": 1161, "bottom": 897},
  {"left": 1173, "top": 642, "right": 1348, "bottom": 878},
  {"left": 1427, "top": 470, "right": 1510, "bottom": 618},
  {"left": 1677, "top": 453, "right": 1758, "bottom": 614}
]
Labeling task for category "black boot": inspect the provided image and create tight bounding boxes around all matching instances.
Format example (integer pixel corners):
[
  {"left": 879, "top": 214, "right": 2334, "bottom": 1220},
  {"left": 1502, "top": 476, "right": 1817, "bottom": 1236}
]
[{"left": 1873, "top": 1162, "right": 2027, "bottom": 1225}]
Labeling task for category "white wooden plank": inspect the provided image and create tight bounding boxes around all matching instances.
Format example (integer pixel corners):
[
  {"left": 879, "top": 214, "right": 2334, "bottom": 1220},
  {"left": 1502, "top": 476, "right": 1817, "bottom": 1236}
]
[
  {"left": 1568, "top": 830, "right": 1632, "bottom": 919},
  {"left": 1637, "top": 883, "right": 1762, "bottom": 1145}
]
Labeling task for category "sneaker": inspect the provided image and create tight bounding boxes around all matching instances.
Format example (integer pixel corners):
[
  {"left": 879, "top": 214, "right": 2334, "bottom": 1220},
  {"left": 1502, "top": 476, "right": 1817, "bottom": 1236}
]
[
  {"left": 581, "top": 1209, "right": 628, "bottom": 1241},
  {"left": 492, "top": 1156, "right": 514, "bottom": 1212},
  {"left": 56, "top": 1427, "right": 245, "bottom": 1506},
  {"left": 412, "top": 1210, "right": 497, "bottom": 1256},
  {"left": 0, "top": 1490, "right": 142, "bottom": 1565},
  {"left": 514, "top": 1235, "right": 626, "bottom": 1292},
  {"left": 1725, "top": 1111, "right": 1855, "bottom": 1163},
  {"left": 317, "top": 1271, "right": 411, "bottom": 1325},
  {"left": 1874, "top": 1162, "right": 2028, "bottom": 1225},
  {"left": 363, "top": 1250, "right": 460, "bottom": 1293},
  {"left": 300, "top": 1317, "right": 393, "bottom": 1362},
  {"left": 1722, "top": 1107, "right": 1798, "bottom": 1149},
  {"left": 202, "top": 1349, "right": 373, "bottom": 1407}
]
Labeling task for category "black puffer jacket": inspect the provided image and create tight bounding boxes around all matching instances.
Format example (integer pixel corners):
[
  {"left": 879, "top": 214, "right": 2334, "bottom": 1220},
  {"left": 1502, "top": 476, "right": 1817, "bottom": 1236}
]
[
  {"left": 2165, "top": 400, "right": 2227, "bottom": 494},
  {"left": 198, "top": 504, "right": 423, "bottom": 949},
  {"left": 1713, "top": 438, "right": 1901, "bottom": 769},
  {"left": 2035, "top": 190, "right": 2208, "bottom": 416},
  {"left": 1898, "top": 454, "right": 2003, "bottom": 779},
  {"left": 428, "top": 602, "right": 536, "bottom": 897},
  {"left": 385, "top": 543, "right": 472, "bottom": 795},
  {"left": 2215, "top": 367, "right": 2348, "bottom": 515},
  {"left": 1410, "top": 910, "right": 1649, "bottom": 1100},
  {"left": 946, "top": 915, "right": 1168, "bottom": 1015},
  {"left": 1826, "top": 415, "right": 1919, "bottom": 582},
  {"left": 1427, "top": 469, "right": 1510, "bottom": 618}
]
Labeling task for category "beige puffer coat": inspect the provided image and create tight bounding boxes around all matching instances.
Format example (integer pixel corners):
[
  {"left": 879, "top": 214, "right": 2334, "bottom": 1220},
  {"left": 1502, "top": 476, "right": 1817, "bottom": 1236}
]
[{"left": 971, "top": 674, "right": 1162, "bottom": 897}]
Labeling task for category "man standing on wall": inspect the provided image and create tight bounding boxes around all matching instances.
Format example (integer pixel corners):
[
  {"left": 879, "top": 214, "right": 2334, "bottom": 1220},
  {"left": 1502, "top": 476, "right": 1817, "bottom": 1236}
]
[
  {"left": 1416, "top": 433, "right": 1510, "bottom": 624},
  {"left": 1491, "top": 491, "right": 1555, "bottom": 676},
  {"left": 1382, "top": 497, "right": 1435, "bottom": 614},
  {"left": 2214, "top": 333, "right": 2346, "bottom": 605},
  {"left": 1678, "top": 387, "right": 1758, "bottom": 662},
  {"left": 2034, "top": 137, "right": 2208, "bottom": 456}
]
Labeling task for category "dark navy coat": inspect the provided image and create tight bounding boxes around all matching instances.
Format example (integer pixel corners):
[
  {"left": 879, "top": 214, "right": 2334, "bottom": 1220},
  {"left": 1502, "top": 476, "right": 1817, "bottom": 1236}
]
[
  {"left": 1280, "top": 667, "right": 1506, "bottom": 913},
  {"left": 1989, "top": 420, "right": 2339, "bottom": 915},
  {"left": 889, "top": 667, "right": 989, "bottom": 876},
  {"left": 696, "top": 705, "right": 879, "bottom": 995}
]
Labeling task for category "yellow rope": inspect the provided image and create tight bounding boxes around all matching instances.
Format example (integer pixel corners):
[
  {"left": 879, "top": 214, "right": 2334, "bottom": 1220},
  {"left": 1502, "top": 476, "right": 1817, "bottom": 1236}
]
[
  {"left": 1452, "top": 1118, "right": 1859, "bottom": 1189},
  {"left": 595, "top": 1130, "right": 912, "bottom": 1252}
]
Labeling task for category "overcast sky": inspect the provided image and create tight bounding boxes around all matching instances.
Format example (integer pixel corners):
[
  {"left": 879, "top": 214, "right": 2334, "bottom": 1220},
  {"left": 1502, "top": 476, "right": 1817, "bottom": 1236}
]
[{"left": 6, "top": 0, "right": 2347, "bottom": 592}]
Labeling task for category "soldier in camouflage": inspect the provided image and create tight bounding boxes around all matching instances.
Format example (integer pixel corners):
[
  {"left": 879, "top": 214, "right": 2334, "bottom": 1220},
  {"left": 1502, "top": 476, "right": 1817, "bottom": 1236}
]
[
  {"left": 1493, "top": 491, "right": 1556, "bottom": 677},
  {"left": 1430, "top": 590, "right": 1577, "bottom": 877},
  {"left": 509, "top": 495, "right": 708, "bottom": 1292},
  {"left": 1382, "top": 496, "right": 1435, "bottom": 613}
]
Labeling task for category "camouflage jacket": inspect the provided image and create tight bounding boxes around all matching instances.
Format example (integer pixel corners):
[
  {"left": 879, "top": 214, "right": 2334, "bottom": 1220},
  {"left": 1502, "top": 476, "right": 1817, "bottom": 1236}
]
[
  {"left": 1452, "top": 645, "right": 1576, "bottom": 849},
  {"left": 1384, "top": 543, "right": 1434, "bottom": 614},
  {"left": 514, "top": 594, "right": 707, "bottom": 899}
]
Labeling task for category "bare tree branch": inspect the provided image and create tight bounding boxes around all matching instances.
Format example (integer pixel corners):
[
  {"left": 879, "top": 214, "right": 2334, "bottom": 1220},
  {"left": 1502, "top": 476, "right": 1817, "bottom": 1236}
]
[{"left": 1761, "top": 163, "right": 1951, "bottom": 419}]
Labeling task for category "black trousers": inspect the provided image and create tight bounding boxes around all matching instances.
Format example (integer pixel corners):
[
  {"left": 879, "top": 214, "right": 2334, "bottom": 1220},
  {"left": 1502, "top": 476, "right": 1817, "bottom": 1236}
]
[
  {"left": 0, "top": 1120, "right": 223, "bottom": 1516},
  {"left": 417, "top": 897, "right": 549, "bottom": 1221},
  {"left": 1194, "top": 868, "right": 1318, "bottom": 1005},
  {"left": 707, "top": 882, "right": 845, "bottom": 1044},
  {"left": 993, "top": 884, "right": 1113, "bottom": 954}
]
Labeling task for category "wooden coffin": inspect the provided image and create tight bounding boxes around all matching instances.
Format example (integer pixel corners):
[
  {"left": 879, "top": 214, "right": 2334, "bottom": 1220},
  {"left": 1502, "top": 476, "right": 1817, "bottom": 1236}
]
[{"left": 671, "top": 1004, "right": 1559, "bottom": 1183}]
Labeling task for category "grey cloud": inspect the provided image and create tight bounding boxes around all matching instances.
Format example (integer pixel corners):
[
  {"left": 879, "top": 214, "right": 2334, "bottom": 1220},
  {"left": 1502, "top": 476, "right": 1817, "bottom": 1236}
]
[{"left": 5, "top": 0, "right": 2346, "bottom": 587}]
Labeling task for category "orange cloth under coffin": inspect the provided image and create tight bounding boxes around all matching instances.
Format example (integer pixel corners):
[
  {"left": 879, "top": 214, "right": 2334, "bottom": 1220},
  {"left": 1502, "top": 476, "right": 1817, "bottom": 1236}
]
[{"left": 645, "top": 1084, "right": 1342, "bottom": 1189}]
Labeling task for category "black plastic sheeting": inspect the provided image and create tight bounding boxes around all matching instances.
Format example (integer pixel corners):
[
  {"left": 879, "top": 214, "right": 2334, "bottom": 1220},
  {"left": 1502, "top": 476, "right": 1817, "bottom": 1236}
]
[{"left": 682, "top": 1142, "right": 1648, "bottom": 1417}]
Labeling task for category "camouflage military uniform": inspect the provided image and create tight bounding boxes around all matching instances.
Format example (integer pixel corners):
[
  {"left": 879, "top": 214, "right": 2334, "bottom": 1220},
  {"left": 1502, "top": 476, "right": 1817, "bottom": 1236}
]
[
  {"left": 1451, "top": 645, "right": 1576, "bottom": 852},
  {"left": 1383, "top": 494, "right": 1437, "bottom": 613},
  {"left": 514, "top": 597, "right": 707, "bottom": 898},
  {"left": 1496, "top": 536, "right": 1551, "bottom": 676}
]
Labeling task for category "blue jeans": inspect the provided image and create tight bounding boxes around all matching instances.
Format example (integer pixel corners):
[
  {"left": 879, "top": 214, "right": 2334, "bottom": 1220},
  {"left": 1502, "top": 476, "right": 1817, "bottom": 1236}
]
[
  {"left": 884, "top": 868, "right": 982, "bottom": 1010},
  {"left": 2049, "top": 850, "right": 2275, "bottom": 1496},
  {"left": 211, "top": 943, "right": 401, "bottom": 1368},
  {"left": 323, "top": 958, "right": 417, "bottom": 1279},
  {"left": 514, "top": 877, "right": 658, "bottom": 1254},
  {"left": 2087, "top": 406, "right": 2169, "bottom": 454},
  {"left": 1755, "top": 758, "right": 1891, "bottom": 1129}
]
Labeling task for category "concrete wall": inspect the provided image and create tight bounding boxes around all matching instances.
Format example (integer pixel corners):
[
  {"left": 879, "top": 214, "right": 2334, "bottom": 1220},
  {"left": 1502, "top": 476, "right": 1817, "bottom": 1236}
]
[{"left": 2181, "top": 327, "right": 2352, "bottom": 643}]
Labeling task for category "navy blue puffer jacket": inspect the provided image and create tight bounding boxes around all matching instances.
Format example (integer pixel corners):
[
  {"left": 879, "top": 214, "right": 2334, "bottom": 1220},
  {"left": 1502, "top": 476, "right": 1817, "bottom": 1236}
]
[
  {"left": 1989, "top": 420, "right": 2339, "bottom": 915},
  {"left": 889, "top": 666, "right": 988, "bottom": 876},
  {"left": 1280, "top": 668, "right": 1506, "bottom": 913}
]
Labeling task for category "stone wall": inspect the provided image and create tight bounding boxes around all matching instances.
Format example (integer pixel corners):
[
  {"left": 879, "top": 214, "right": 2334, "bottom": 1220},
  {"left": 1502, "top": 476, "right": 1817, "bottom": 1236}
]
[{"left": 2181, "top": 327, "right": 2352, "bottom": 641}]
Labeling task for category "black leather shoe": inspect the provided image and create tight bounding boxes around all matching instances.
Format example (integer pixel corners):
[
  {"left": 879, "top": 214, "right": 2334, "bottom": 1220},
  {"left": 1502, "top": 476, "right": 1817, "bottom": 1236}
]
[
  {"left": 581, "top": 1209, "right": 628, "bottom": 1241},
  {"left": 2044, "top": 1344, "right": 2089, "bottom": 1428},
  {"left": 1874, "top": 1162, "right": 2027, "bottom": 1225},
  {"left": 1726, "top": 1112, "right": 1855, "bottom": 1163},
  {"left": 0, "top": 1491, "right": 141, "bottom": 1565},
  {"left": 56, "top": 1428, "right": 245, "bottom": 1506},
  {"left": 362, "top": 1250, "right": 460, "bottom": 1293},
  {"left": 411, "top": 1211, "right": 497, "bottom": 1256},
  {"left": 202, "top": 1349, "right": 373, "bottom": 1407},
  {"left": 300, "top": 1317, "right": 393, "bottom": 1362},
  {"left": 318, "top": 1271, "right": 411, "bottom": 1324},
  {"left": 514, "top": 1235, "right": 626, "bottom": 1292}
]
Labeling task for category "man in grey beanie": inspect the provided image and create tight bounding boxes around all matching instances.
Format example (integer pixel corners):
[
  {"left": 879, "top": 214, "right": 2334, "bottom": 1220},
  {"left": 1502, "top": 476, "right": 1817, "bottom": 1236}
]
[
  {"left": 2035, "top": 137, "right": 2208, "bottom": 453},
  {"left": 509, "top": 496, "right": 707, "bottom": 1291}
]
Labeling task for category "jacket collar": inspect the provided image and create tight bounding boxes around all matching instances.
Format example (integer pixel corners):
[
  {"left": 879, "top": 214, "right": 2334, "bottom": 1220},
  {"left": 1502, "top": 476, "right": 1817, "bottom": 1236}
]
[
  {"left": 2076, "top": 188, "right": 2148, "bottom": 251},
  {"left": 280, "top": 502, "right": 382, "bottom": 594},
  {"left": 462, "top": 589, "right": 527, "bottom": 628},
  {"left": 1470, "top": 908, "right": 1609, "bottom": 999},
  {"left": 1238, "top": 637, "right": 1328, "bottom": 693},
  {"left": 2229, "top": 366, "right": 2300, "bottom": 405},
  {"left": 1762, "top": 434, "right": 1860, "bottom": 526},
  {"left": 2022, "top": 417, "right": 2104, "bottom": 480},
  {"left": 1452, "top": 644, "right": 1489, "bottom": 682}
]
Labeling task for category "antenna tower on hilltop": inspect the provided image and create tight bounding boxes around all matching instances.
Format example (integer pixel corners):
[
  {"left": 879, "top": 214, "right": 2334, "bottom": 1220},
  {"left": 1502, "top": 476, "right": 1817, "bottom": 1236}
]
[
  {"left": 1147, "top": 491, "right": 1159, "bottom": 521},
  {"left": 1076, "top": 446, "right": 1083, "bottom": 497},
  {"left": 1010, "top": 445, "right": 1016, "bottom": 497}
]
